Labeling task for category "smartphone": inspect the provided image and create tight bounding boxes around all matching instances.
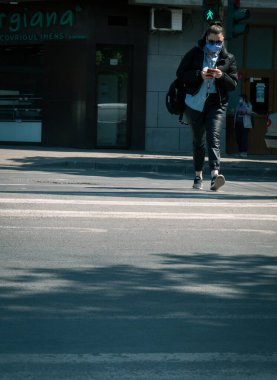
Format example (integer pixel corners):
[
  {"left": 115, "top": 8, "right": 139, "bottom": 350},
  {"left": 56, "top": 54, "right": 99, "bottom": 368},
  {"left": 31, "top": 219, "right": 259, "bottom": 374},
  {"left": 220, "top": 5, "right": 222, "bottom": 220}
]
[{"left": 207, "top": 68, "right": 216, "bottom": 73}]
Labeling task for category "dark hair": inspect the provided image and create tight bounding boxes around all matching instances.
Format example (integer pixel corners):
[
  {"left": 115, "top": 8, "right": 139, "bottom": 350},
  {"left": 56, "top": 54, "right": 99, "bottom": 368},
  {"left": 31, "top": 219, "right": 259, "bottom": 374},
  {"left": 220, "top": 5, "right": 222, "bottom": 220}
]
[
  {"left": 198, "top": 22, "right": 225, "bottom": 49},
  {"left": 206, "top": 22, "right": 224, "bottom": 37}
]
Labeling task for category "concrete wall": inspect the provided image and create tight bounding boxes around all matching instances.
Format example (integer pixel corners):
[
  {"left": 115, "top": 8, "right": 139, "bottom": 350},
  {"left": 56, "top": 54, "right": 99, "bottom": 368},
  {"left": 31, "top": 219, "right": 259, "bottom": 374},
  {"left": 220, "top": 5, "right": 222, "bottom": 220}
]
[
  {"left": 145, "top": 11, "right": 206, "bottom": 153},
  {"left": 144, "top": 5, "right": 277, "bottom": 153}
]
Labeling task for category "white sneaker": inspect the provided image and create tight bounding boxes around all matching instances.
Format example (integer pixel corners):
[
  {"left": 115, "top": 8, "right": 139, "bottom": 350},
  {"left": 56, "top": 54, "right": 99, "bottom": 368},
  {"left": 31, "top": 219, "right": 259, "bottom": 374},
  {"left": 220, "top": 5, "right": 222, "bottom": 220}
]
[{"left": 210, "top": 174, "right": 225, "bottom": 191}]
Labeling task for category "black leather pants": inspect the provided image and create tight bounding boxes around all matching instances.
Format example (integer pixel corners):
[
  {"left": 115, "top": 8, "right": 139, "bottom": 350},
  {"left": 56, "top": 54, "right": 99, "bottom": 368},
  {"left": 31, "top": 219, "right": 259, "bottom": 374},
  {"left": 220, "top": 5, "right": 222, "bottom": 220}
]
[{"left": 186, "top": 94, "right": 227, "bottom": 172}]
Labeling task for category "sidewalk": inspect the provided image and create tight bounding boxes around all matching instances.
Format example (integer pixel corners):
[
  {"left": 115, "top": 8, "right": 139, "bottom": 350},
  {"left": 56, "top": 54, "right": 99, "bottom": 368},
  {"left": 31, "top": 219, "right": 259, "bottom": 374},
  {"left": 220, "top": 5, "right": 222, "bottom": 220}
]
[{"left": 0, "top": 145, "right": 276, "bottom": 177}]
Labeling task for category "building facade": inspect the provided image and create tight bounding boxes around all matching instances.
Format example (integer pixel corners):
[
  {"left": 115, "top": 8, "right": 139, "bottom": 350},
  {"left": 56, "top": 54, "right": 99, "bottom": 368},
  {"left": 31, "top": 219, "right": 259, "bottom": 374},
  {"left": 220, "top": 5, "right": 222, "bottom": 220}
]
[
  {"left": 0, "top": 0, "right": 148, "bottom": 149},
  {"left": 138, "top": 0, "right": 277, "bottom": 155},
  {"left": 0, "top": 0, "right": 277, "bottom": 154}
]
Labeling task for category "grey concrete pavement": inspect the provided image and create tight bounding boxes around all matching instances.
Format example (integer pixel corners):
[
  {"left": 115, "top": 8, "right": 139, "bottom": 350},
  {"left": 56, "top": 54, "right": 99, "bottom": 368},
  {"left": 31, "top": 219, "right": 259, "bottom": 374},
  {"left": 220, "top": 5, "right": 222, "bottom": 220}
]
[
  {"left": 0, "top": 145, "right": 277, "bottom": 176},
  {"left": 0, "top": 169, "right": 276, "bottom": 379}
]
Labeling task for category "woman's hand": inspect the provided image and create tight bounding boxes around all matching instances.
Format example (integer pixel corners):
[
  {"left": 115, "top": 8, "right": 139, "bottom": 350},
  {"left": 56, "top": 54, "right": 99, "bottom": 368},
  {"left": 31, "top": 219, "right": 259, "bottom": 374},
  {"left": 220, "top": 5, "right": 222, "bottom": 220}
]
[
  {"left": 213, "top": 68, "right": 223, "bottom": 78},
  {"left": 201, "top": 70, "right": 212, "bottom": 80},
  {"left": 201, "top": 68, "right": 223, "bottom": 80}
]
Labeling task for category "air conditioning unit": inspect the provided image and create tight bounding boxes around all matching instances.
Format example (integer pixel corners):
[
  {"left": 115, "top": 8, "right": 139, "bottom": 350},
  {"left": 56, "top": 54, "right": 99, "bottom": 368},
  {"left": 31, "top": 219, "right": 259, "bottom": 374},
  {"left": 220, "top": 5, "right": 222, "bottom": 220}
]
[{"left": 150, "top": 8, "right": 183, "bottom": 32}]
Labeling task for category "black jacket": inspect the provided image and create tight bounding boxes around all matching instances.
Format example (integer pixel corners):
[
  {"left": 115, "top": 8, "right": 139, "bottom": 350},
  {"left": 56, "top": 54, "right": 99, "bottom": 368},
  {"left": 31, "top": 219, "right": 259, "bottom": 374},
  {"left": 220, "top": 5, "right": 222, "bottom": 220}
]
[{"left": 176, "top": 38, "right": 238, "bottom": 106}]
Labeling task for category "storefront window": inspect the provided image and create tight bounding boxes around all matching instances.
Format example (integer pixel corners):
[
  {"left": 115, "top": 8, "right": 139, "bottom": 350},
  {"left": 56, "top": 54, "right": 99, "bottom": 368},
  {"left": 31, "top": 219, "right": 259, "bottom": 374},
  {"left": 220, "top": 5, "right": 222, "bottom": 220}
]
[
  {"left": 0, "top": 90, "right": 42, "bottom": 122},
  {"left": 0, "top": 46, "right": 43, "bottom": 143},
  {"left": 96, "top": 45, "right": 131, "bottom": 148},
  {"left": 96, "top": 45, "right": 130, "bottom": 67}
]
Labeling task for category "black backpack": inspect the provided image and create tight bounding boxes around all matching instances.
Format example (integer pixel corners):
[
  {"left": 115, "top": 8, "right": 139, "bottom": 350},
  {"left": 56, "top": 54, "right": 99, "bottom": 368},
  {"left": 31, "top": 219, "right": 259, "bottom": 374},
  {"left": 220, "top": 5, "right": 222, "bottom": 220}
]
[{"left": 165, "top": 79, "right": 188, "bottom": 124}]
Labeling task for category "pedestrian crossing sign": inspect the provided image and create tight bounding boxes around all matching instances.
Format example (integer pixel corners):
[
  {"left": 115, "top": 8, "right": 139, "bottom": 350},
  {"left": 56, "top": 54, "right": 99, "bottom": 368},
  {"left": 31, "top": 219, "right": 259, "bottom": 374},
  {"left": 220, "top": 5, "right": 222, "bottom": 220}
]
[{"left": 202, "top": 0, "right": 224, "bottom": 24}]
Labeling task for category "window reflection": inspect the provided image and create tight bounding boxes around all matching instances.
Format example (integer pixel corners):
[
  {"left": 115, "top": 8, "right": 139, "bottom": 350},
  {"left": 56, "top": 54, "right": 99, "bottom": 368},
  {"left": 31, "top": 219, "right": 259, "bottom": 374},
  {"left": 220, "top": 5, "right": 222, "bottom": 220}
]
[
  {"left": 0, "top": 90, "right": 42, "bottom": 122},
  {"left": 96, "top": 45, "right": 130, "bottom": 148}
]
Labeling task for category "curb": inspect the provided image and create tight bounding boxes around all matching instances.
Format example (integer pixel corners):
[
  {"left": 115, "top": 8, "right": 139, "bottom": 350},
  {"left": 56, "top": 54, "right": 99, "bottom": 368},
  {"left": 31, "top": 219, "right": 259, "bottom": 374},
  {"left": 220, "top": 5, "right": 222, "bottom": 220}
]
[
  {"left": 0, "top": 146, "right": 276, "bottom": 177},
  {"left": 3, "top": 158, "right": 276, "bottom": 177}
]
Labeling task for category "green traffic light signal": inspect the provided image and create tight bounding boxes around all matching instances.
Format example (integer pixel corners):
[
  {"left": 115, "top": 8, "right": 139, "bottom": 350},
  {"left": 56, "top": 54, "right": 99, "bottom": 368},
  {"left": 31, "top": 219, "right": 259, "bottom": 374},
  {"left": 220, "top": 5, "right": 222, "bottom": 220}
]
[
  {"left": 205, "top": 9, "right": 215, "bottom": 22},
  {"left": 202, "top": 1, "right": 224, "bottom": 24}
]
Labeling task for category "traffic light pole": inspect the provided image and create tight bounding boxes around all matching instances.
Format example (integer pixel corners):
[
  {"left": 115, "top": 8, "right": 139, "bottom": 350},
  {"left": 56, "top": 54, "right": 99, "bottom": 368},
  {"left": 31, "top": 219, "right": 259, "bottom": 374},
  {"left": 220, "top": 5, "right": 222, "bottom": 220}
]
[
  {"left": 226, "top": 0, "right": 233, "bottom": 41},
  {"left": 226, "top": 0, "right": 250, "bottom": 40}
]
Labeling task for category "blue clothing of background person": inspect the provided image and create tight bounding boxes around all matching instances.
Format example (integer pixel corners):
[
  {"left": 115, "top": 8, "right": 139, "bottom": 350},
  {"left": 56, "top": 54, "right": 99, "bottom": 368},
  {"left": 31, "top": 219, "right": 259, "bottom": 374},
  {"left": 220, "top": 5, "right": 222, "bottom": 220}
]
[{"left": 234, "top": 94, "right": 253, "bottom": 158}]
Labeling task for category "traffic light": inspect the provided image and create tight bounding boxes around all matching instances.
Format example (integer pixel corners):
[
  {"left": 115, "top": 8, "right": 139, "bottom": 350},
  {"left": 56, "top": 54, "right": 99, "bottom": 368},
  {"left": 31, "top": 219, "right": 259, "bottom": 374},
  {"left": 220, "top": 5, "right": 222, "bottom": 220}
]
[
  {"left": 228, "top": 0, "right": 250, "bottom": 38},
  {"left": 202, "top": 0, "right": 224, "bottom": 24}
]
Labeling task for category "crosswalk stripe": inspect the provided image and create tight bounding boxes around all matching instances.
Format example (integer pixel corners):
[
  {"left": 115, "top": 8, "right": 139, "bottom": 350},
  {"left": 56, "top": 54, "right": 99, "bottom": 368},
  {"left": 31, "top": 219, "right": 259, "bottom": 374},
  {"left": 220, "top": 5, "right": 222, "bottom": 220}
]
[
  {"left": 0, "top": 225, "right": 274, "bottom": 234},
  {"left": 0, "top": 198, "right": 276, "bottom": 208},
  {"left": 0, "top": 209, "right": 276, "bottom": 220},
  {"left": 0, "top": 226, "right": 106, "bottom": 232}
]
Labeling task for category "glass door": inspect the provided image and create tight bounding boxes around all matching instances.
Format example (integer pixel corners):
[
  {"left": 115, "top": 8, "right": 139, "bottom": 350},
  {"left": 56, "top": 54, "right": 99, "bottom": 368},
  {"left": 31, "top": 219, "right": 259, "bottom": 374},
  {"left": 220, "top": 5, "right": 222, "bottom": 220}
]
[{"left": 96, "top": 45, "right": 131, "bottom": 148}]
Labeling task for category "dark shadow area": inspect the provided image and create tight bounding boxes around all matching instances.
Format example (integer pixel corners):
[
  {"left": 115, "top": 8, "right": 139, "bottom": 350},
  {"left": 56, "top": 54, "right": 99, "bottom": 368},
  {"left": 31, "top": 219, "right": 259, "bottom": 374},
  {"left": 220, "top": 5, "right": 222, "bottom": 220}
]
[
  {"left": 0, "top": 146, "right": 276, "bottom": 182},
  {"left": 1, "top": 252, "right": 277, "bottom": 354},
  {"left": 0, "top": 147, "right": 276, "bottom": 203},
  {"left": 1, "top": 188, "right": 276, "bottom": 201}
]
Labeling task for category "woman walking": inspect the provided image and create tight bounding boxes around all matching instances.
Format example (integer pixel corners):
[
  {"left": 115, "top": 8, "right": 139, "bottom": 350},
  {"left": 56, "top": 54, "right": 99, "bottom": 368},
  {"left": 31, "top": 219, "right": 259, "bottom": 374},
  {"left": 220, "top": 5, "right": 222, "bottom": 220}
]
[{"left": 176, "top": 23, "right": 238, "bottom": 190}]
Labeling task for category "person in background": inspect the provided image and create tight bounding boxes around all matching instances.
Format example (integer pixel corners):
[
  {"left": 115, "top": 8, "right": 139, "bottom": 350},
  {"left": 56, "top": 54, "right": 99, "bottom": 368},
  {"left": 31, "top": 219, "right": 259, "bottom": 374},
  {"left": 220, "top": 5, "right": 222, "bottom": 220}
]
[
  {"left": 234, "top": 94, "right": 253, "bottom": 158},
  {"left": 176, "top": 22, "right": 238, "bottom": 191}
]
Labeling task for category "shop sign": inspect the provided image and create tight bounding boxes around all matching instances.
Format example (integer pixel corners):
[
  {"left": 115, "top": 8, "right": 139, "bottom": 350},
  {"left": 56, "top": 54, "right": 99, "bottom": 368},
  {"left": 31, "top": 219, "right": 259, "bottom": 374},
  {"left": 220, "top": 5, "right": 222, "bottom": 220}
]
[{"left": 0, "top": 5, "right": 87, "bottom": 43}]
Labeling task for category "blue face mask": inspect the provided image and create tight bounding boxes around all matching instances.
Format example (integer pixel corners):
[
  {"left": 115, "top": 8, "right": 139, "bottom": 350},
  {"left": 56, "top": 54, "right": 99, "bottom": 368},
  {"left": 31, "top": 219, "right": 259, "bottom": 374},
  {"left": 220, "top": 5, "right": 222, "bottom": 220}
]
[{"left": 205, "top": 42, "right": 222, "bottom": 53}]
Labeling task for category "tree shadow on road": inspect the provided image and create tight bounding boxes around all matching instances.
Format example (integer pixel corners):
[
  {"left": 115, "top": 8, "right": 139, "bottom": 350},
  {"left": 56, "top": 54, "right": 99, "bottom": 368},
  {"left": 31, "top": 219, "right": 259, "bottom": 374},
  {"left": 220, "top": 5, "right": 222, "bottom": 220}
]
[
  {"left": 1, "top": 148, "right": 277, "bottom": 182},
  {"left": 1, "top": 186, "right": 276, "bottom": 201},
  {"left": 1, "top": 252, "right": 277, "bottom": 354}
]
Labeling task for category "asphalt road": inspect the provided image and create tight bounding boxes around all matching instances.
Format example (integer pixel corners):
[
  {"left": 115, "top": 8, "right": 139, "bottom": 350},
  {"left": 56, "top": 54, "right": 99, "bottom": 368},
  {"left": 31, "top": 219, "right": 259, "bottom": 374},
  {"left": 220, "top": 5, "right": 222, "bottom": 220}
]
[{"left": 0, "top": 168, "right": 277, "bottom": 379}]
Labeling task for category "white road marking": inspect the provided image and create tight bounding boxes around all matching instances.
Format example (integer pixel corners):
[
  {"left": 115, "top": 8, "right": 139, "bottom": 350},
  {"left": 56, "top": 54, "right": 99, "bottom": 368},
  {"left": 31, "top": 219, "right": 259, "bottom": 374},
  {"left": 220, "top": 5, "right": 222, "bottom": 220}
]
[
  {"left": 0, "top": 184, "right": 32, "bottom": 186},
  {"left": 0, "top": 209, "right": 276, "bottom": 220},
  {"left": 0, "top": 226, "right": 106, "bottom": 232},
  {"left": 0, "top": 226, "right": 274, "bottom": 234},
  {"left": 0, "top": 198, "right": 276, "bottom": 208},
  {"left": 185, "top": 228, "right": 276, "bottom": 234}
]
